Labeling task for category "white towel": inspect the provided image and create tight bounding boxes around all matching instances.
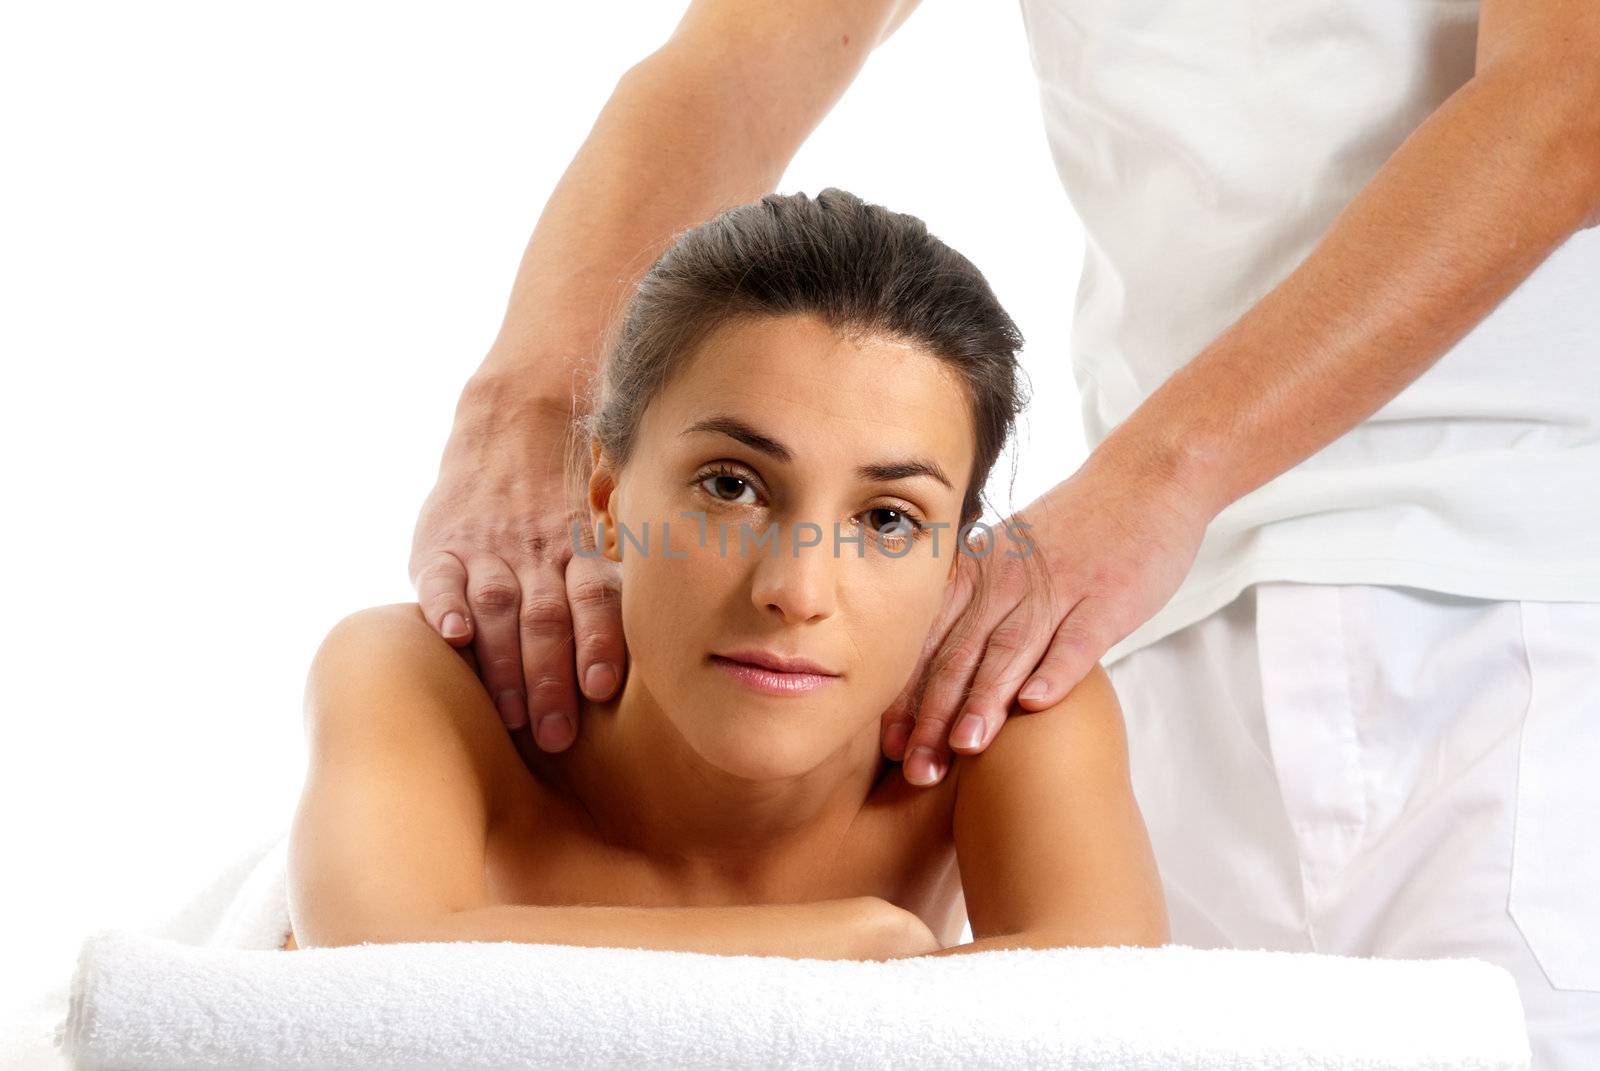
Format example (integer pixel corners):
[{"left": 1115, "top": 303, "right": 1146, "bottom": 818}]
[
  {"left": 1, "top": 830, "right": 291, "bottom": 1071},
  {"left": 60, "top": 928, "right": 1533, "bottom": 1071},
  {"left": 33, "top": 831, "right": 1534, "bottom": 1070}
]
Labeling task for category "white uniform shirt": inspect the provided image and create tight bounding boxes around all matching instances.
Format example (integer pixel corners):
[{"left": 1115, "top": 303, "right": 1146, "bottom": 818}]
[{"left": 1014, "top": 0, "right": 1600, "bottom": 665}]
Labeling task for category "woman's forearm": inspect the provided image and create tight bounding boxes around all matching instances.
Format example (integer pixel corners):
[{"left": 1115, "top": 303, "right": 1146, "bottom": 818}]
[
  {"left": 363, "top": 897, "right": 889, "bottom": 961},
  {"left": 899, "top": 927, "right": 1168, "bottom": 959}
]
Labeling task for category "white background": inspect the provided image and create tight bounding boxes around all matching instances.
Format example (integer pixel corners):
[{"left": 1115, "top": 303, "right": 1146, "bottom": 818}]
[{"left": 0, "top": 0, "right": 1087, "bottom": 1011}]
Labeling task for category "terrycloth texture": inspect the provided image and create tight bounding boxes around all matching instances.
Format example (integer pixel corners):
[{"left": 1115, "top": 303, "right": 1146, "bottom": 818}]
[
  {"left": 30, "top": 830, "right": 1533, "bottom": 1070},
  {"left": 1, "top": 830, "right": 291, "bottom": 1071},
  {"left": 61, "top": 929, "right": 1534, "bottom": 1071}
]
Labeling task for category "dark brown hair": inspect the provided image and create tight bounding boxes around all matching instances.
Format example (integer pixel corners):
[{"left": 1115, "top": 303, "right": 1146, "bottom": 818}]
[{"left": 566, "top": 187, "right": 1044, "bottom": 709}]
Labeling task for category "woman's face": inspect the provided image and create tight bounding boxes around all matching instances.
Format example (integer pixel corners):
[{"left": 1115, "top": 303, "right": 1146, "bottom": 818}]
[{"left": 588, "top": 312, "right": 977, "bottom": 782}]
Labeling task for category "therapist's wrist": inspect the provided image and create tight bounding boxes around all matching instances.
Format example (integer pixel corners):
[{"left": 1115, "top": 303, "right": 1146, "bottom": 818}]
[
  {"left": 477, "top": 319, "right": 604, "bottom": 405},
  {"left": 457, "top": 360, "right": 583, "bottom": 447},
  {"left": 1086, "top": 408, "right": 1237, "bottom": 526}
]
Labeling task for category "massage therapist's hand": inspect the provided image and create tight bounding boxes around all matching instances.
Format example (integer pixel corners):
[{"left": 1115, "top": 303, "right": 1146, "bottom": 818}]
[
  {"left": 882, "top": 441, "right": 1216, "bottom": 786},
  {"left": 409, "top": 368, "right": 624, "bottom": 751}
]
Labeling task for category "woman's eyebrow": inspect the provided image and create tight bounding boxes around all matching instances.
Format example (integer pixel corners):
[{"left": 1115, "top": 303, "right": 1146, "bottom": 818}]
[
  {"left": 681, "top": 416, "right": 792, "bottom": 462},
  {"left": 859, "top": 459, "right": 953, "bottom": 490},
  {"left": 680, "top": 415, "right": 953, "bottom": 490}
]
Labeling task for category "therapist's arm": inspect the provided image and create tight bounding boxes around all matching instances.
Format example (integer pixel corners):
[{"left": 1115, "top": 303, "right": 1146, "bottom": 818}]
[
  {"left": 894, "top": 0, "right": 1600, "bottom": 784},
  {"left": 1118, "top": 0, "right": 1600, "bottom": 520},
  {"left": 409, "top": 0, "right": 923, "bottom": 748}
]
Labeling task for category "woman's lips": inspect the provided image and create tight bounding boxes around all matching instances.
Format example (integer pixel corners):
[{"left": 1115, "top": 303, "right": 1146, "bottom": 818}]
[{"left": 709, "top": 654, "right": 839, "bottom": 696}]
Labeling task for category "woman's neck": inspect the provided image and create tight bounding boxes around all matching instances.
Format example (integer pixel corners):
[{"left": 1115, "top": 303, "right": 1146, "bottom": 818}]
[{"left": 525, "top": 659, "right": 890, "bottom": 891}]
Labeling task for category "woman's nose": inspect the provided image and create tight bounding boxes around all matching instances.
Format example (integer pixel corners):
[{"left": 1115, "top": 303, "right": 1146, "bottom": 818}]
[{"left": 748, "top": 520, "right": 839, "bottom": 624}]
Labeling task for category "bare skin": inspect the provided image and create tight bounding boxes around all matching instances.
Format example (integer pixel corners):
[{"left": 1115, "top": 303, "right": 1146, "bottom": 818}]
[
  {"left": 292, "top": 315, "right": 1168, "bottom": 957},
  {"left": 286, "top": 620, "right": 966, "bottom": 953},
  {"left": 283, "top": 602, "right": 1158, "bottom": 957}
]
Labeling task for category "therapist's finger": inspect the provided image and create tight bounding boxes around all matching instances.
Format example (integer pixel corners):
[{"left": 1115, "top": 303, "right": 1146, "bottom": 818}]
[
  {"left": 1021, "top": 596, "right": 1115, "bottom": 710},
  {"left": 516, "top": 559, "right": 581, "bottom": 753},
  {"left": 946, "top": 584, "right": 1070, "bottom": 755},
  {"left": 565, "top": 544, "right": 624, "bottom": 701},
  {"left": 900, "top": 555, "right": 1027, "bottom": 786},
  {"left": 880, "top": 674, "right": 918, "bottom": 764},
  {"left": 412, "top": 550, "right": 475, "bottom": 647},
  {"left": 880, "top": 560, "right": 976, "bottom": 761},
  {"left": 461, "top": 554, "right": 529, "bottom": 730}
]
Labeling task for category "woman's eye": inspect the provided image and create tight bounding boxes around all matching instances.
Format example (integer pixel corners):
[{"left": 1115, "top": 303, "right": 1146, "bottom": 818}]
[
  {"left": 695, "top": 473, "right": 919, "bottom": 537},
  {"left": 701, "top": 473, "right": 758, "bottom": 505},
  {"left": 864, "top": 507, "right": 920, "bottom": 538}
]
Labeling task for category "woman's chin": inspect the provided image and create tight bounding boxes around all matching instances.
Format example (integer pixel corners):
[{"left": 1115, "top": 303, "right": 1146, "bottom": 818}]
[{"left": 682, "top": 725, "right": 829, "bottom": 783}]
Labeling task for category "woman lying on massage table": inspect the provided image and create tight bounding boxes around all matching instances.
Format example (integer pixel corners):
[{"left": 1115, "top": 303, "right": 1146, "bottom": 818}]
[{"left": 284, "top": 189, "right": 1170, "bottom": 961}]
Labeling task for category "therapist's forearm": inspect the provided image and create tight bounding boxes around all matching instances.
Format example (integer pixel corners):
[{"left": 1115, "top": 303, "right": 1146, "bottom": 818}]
[
  {"left": 470, "top": 49, "right": 787, "bottom": 414},
  {"left": 1099, "top": 59, "right": 1600, "bottom": 519}
]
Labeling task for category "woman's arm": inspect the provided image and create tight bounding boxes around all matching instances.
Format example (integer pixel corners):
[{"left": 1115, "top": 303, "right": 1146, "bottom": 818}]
[
  {"left": 896, "top": 664, "right": 1169, "bottom": 959},
  {"left": 395, "top": 899, "right": 925, "bottom": 961},
  {"left": 287, "top": 603, "right": 906, "bottom": 960}
]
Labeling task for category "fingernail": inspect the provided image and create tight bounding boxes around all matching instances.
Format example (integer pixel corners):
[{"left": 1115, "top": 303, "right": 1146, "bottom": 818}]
[
  {"left": 496, "top": 689, "right": 527, "bottom": 730},
  {"left": 883, "top": 721, "right": 911, "bottom": 758},
  {"left": 1019, "top": 678, "right": 1050, "bottom": 703},
  {"left": 953, "top": 713, "right": 985, "bottom": 749},
  {"left": 537, "top": 713, "right": 572, "bottom": 751},
  {"left": 441, "top": 611, "right": 468, "bottom": 639},
  {"left": 907, "top": 746, "right": 942, "bottom": 786},
  {"left": 584, "top": 662, "right": 617, "bottom": 699}
]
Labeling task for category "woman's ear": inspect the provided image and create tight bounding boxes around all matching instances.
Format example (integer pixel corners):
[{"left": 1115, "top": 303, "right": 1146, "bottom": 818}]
[{"left": 588, "top": 442, "right": 621, "bottom": 563}]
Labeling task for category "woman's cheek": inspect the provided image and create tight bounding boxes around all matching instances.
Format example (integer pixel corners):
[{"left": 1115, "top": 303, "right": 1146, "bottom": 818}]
[
  {"left": 881, "top": 541, "right": 955, "bottom": 621},
  {"left": 623, "top": 513, "right": 746, "bottom": 628},
  {"left": 857, "top": 550, "right": 949, "bottom": 658}
]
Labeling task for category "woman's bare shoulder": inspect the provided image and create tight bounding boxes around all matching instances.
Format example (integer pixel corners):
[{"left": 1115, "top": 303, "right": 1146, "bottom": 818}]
[
  {"left": 946, "top": 663, "right": 1125, "bottom": 791},
  {"left": 288, "top": 602, "right": 537, "bottom": 948},
  {"left": 306, "top": 602, "right": 526, "bottom": 800},
  {"left": 948, "top": 663, "right": 1167, "bottom": 945}
]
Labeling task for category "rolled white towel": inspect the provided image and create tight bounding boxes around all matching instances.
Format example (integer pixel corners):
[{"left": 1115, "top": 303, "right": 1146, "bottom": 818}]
[{"left": 58, "top": 925, "right": 1529, "bottom": 1071}]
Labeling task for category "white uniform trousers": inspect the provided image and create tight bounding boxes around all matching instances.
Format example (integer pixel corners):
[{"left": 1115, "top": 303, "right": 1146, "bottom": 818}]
[{"left": 1105, "top": 580, "right": 1600, "bottom": 1070}]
